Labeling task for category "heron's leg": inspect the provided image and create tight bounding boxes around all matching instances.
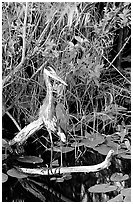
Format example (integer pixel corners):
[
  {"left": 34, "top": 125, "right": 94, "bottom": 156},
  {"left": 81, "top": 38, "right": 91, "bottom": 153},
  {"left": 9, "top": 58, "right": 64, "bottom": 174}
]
[
  {"left": 57, "top": 127, "right": 66, "bottom": 167},
  {"left": 60, "top": 142, "right": 63, "bottom": 167},
  {"left": 48, "top": 130, "right": 53, "bottom": 168}
]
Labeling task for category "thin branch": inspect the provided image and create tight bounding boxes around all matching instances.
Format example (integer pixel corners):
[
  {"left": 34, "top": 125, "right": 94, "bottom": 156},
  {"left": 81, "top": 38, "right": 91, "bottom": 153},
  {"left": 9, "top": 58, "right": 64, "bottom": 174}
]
[
  {"left": 103, "top": 55, "right": 131, "bottom": 84},
  {"left": 5, "top": 111, "right": 21, "bottom": 131},
  {"left": 103, "top": 36, "right": 131, "bottom": 84},
  {"left": 15, "top": 150, "right": 114, "bottom": 175},
  {"left": 106, "top": 36, "right": 131, "bottom": 70}
]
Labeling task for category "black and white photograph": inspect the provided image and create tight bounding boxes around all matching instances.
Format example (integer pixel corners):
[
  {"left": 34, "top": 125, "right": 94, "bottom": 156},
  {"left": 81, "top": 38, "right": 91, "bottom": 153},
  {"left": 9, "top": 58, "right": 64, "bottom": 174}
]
[{"left": 2, "top": 2, "right": 131, "bottom": 202}]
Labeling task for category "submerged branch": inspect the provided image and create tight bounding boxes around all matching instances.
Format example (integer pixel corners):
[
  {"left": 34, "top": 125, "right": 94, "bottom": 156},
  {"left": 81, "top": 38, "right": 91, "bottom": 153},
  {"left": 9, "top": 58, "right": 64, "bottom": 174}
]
[{"left": 15, "top": 150, "right": 114, "bottom": 175}]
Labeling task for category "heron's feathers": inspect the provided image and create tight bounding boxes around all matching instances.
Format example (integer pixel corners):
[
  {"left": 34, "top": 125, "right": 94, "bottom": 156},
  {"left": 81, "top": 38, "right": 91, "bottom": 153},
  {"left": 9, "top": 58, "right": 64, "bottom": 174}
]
[
  {"left": 57, "top": 126, "right": 66, "bottom": 142},
  {"left": 56, "top": 103, "right": 68, "bottom": 132},
  {"left": 42, "top": 116, "right": 56, "bottom": 132}
]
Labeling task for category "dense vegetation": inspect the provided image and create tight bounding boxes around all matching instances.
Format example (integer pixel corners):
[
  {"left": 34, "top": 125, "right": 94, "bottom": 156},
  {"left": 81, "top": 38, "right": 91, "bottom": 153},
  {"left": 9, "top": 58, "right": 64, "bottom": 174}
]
[{"left": 2, "top": 2, "right": 131, "bottom": 202}]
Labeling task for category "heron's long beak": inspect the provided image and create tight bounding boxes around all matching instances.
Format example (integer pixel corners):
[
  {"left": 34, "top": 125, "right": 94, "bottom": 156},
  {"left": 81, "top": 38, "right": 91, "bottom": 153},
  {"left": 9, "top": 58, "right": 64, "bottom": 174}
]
[
  {"left": 52, "top": 74, "right": 67, "bottom": 86},
  {"left": 44, "top": 67, "right": 67, "bottom": 86}
]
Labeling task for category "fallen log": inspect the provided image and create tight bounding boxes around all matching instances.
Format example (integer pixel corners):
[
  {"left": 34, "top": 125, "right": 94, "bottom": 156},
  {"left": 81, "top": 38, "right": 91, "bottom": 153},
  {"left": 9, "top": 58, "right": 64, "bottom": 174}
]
[
  {"left": 9, "top": 117, "right": 44, "bottom": 146},
  {"left": 15, "top": 150, "right": 114, "bottom": 175}
]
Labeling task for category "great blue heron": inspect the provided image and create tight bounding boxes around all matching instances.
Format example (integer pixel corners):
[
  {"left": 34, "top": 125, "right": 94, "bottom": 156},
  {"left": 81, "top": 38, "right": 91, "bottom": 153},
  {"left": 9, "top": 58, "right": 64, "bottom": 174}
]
[{"left": 39, "top": 67, "right": 67, "bottom": 167}]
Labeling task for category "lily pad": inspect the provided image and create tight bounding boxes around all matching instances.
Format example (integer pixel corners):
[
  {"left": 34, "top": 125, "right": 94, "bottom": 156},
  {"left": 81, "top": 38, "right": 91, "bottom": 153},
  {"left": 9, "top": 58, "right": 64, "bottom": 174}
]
[
  {"left": 71, "top": 141, "right": 84, "bottom": 147},
  {"left": 80, "top": 134, "right": 105, "bottom": 148},
  {"left": 52, "top": 146, "right": 74, "bottom": 153},
  {"left": 7, "top": 168, "right": 28, "bottom": 179},
  {"left": 88, "top": 183, "right": 117, "bottom": 193},
  {"left": 94, "top": 144, "right": 116, "bottom": 155},
  {"left": 69, "top": 136, "right": 84, "bottom": 141},
  {"left": 2, "top": 173, "right": 8, "bottom": 183},
  {"left": 124, "top": 195, "right": 131, "bottom": 202},
  {"left": 121, "top": 188, "right": 131, "bottom": 197},
  {"left": 2, "top": 139, "right": 8, "bottom": 148},
  {"left": 108, "top": 194, "right": 123, "bottom": 202},
  {"left": 110, "top": 173, "right": 129, "bottom": 182},
  {"left": 17, "top": 156, "right": 43, "bottom": 164},
  {"left": 121, "top": 188, "right": 131, "bottom": 202},
  {"left": 106, "top": 140, "right": 118, "bottom": 148}
]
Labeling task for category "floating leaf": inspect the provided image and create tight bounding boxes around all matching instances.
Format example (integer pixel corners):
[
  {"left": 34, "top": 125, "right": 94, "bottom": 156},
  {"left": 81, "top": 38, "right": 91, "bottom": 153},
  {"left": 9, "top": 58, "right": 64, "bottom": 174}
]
[
  {"left": 2, "top": 173, "right": 8, "bottom": 183},
  {"left": 106, "top": 141, "right": 118, "bottom": 148},
  {"left": 96, "top": 144, "right": 129, "bottom": 156},
  {"left": 71, "top": 141, "right": 83, "bottom": 147},
  {"left": 2, "top": 139, "right": 8, "bottom": 148},
  {"left": 52, "top": 146, "right": 74, "bottom": 153},
  {"left": 80, "top": 133, "right": 105, "bottom": 148},
  {"left": 122, "top": 174, "right": 129, "bottom": 181},
  {"left": 85, "top": 130, "right": 95, "bottom": 139},
  {"left": 7, "top": 168, "right": 28, "bottom": 179},
  {"left": 108, "top": 194, "right": 123, "bottom": 202},
  {"left": 121, "top": 188, "right": 131, "bottom": 197},
  {"left": 88, "top": 183, "right": 117, "bottom": 193},
  {"left": 106, "top": 135, "right": 119, "bottom": 146},
  {"left": 110, "top": 173, "right": 129, "bottom": 182},
  {"left": 69, "top": 136, "right": 84, "bottom": 141},
  {"left": 124, "top": 195, "right": 131, "bottom": 202},
  {"left": 122, "top": 188, "right": 131, "bottom": 202},
  {"left": 17, "top": 156, "right": 43, "bottom": 164},
  {"left": 94, "top": 144, "right": 116, "bottom": 155}
]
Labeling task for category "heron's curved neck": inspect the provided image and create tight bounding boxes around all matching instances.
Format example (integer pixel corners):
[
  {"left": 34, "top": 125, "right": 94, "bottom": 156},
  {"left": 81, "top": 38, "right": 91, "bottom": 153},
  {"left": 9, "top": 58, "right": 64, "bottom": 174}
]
[{"left": 44, "top": 75, "right": 52, "bottom": 107}]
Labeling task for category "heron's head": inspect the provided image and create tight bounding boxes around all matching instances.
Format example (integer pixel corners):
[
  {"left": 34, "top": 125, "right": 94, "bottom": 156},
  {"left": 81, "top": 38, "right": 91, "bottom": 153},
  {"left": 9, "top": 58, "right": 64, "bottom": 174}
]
[{"left": 43, "top": 67, "right": 67, "bottom": 86}]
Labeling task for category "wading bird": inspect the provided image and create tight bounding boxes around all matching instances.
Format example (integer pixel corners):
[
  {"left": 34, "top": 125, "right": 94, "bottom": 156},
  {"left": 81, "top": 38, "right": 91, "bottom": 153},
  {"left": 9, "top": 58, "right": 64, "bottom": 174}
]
[{"left": 38, "top": 67, "right": 67, "bottom": 167}]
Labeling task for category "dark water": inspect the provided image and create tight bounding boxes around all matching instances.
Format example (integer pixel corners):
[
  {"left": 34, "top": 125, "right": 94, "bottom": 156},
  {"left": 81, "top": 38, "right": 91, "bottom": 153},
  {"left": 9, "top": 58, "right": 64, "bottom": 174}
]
[{"left": 2, "top": 147, "right": 131, "bottom": 202}]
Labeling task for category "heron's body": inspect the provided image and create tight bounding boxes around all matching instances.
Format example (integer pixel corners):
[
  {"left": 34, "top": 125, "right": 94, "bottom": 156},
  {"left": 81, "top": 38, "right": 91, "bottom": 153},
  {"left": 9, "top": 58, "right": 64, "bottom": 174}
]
[{"left": 38, "top": 67, "right": 67, "bottom": 167}]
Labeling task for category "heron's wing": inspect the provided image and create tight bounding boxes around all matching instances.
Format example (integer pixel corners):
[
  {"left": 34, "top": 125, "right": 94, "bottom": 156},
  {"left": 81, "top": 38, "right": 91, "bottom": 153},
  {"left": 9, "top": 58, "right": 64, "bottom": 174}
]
[{"left": 56, "top": 103, "right": 69, "bottom": 132}]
